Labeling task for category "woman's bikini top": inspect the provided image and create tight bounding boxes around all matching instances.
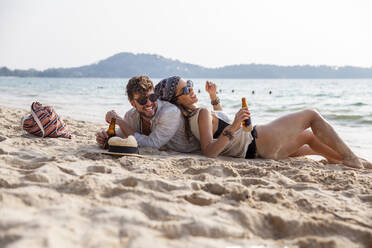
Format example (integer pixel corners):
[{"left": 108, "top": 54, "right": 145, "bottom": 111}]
[
  {"left": 189, "top": 109, "right": 253, "bottom": 158},
  {"left": 213, "top": 118, "right": 229, "bottom": 138},
  {"left": 212, "top": 114, "right": 258, "bottom": 159}
]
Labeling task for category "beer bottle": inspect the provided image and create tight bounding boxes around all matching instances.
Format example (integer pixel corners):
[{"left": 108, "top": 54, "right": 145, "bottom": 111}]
[
  {"left": 241, "top": 97, "right": 253, "bottom": 132},
  {"left": 103, "top": 118, "right": 116, "bottom": 149}
]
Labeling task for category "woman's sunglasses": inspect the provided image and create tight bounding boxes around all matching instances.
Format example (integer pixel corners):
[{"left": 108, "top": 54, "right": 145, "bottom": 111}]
[
  {"left": 134, "top": 93, "right": 158, "bottom": 105},
  {"left": 172, "top": 80, "right": 194, "bottom": 102}
]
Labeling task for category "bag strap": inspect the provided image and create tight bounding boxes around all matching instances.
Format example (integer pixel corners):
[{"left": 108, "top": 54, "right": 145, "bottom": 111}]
[
  {"left": 31, "top": 103, "right": 46, "bottom": 138},
  {"left": 21, "top": 116, "right": 26, "bottom": 128}
]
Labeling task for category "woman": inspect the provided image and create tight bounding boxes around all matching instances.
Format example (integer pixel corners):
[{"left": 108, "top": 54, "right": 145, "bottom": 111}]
[{"left": 155, "top": 76, "right": 371, "bottom": 169}]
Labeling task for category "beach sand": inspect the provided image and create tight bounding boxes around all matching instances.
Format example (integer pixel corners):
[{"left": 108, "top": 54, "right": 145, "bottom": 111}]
[{"left": 1, "top": 105, "right": 372, "bottom": 248}]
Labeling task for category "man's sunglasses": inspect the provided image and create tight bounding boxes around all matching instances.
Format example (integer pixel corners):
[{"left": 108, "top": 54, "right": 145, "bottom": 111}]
[
  {"left": 134, "top": 93, "right": 158, "bottom": 105},
  {"left": 171, "top": 80, "right": 194, "bottom": 102}
]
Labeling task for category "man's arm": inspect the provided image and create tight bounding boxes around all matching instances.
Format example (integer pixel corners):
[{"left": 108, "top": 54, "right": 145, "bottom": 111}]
[
  {"left": 116, "top": 119, "right": 135, "bottom": 137},
  {"left": 133, "top": 106, "right": 182, "bottom": 149},
  {"left": 105, "top": 110, "right": 135, "bottom": 138}
]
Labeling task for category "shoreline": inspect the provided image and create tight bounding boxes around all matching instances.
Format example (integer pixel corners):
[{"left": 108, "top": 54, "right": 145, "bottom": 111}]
[{"left": 1, "top": 105, "right": 372, "bottom": 247}]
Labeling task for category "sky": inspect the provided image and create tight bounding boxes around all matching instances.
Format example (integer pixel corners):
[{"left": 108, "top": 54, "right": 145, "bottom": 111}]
[{"left": 0, "top": 0, "right": 371, "bottom": 70}]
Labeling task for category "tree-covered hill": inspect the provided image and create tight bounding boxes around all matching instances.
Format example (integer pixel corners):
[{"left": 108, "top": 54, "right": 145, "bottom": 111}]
[{"left": 1, "top": 52, "right": 372, "bottom": 78}]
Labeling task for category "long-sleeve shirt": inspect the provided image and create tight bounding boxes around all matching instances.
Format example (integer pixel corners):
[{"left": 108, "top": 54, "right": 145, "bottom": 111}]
[{"left": 117, "top": 100, "right": 200, "bottom": 153}]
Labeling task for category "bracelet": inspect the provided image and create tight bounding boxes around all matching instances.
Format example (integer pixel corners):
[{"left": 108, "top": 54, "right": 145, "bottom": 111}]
[
  {"left": 211, "top": 97, "right": 220, "bottom": 106},
  {"left": 222, "top": 129, "right": 234, "bottom": 140}
]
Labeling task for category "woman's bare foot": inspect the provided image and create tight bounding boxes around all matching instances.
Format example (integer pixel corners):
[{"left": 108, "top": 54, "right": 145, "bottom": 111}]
[
  {"left": 342, "top": 156, "right": 363, "bottom": 169},
  {"left": 320, "top": 156, "right": 369, "bottom": 169},
  {"left": 359, "top": 157, "right": 372, "bottom": 169}
]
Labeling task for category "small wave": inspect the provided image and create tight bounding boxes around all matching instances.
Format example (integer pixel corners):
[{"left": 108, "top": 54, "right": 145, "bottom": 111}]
[
  {"left": 23, "top": 94, "right": 39, "bottom": 97},
  {"left": 288, "top": 106, "right": 308, "bottom": 112},
  {"left": 315, "top": 94, "right": 341, "bottom": 98},
  {"left": 267, "top": 108, "right": 284, "bottom": 113},
  {"left": 358, "top": 119, "right": 372, "bottom": 125},
  {"left": 314, "top": 93, "right": 327, "bottom": 97},
  {"left": 326, "top": 114, "right": 363, "bottom": 121},
  {"left": 349, "top": 102, "right": 367, "bottom": 106},
  {"left": 101, "top": 102, "right": 124, "bottom": 106}
]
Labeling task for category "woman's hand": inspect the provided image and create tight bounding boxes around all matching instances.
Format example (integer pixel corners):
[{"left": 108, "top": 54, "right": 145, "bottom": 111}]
[
  {"left": 206, "top": 80, "right": 222, "bottom": 110},
  {"left": 105, "top": 110, "right": 122, "bottom": 123},
  {"left": 231, "top": 107, "right": 251, "bottom": 132},
  {"left": 205, "top": 81, "right": 217, "bottom": 96}
]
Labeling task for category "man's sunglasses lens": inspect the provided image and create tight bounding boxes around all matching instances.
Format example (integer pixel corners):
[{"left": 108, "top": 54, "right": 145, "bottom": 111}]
[
  {"left": 149, "top": 94, "right": 158, "bottom": 102},
  {"left": 136, "top": 94, "right": 158, "bottom": 105}
]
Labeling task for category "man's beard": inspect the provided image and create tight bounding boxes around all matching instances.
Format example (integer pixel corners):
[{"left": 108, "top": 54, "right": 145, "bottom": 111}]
[{"left": 138, "top": 103, "right": 157, "bottom": 120}]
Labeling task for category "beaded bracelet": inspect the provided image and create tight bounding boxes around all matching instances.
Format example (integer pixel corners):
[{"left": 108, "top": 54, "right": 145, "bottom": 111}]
[{"left": 211, "top": 97, "right": 220, "bottom": 106}]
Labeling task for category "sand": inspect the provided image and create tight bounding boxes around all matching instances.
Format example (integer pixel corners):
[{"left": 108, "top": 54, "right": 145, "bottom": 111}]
[{"left": 1, "top": 105, "right": 372, "bottom": 248}]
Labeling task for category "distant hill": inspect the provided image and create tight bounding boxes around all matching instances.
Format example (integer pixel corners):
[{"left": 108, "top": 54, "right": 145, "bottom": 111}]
[{"left": 1, "top": 52, "right": 372, "bottom": 78}]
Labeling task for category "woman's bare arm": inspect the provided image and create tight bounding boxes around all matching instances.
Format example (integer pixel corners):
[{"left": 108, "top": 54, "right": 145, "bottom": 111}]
[
  {"left": 198, "top": 107, "right": 250, "bottom": 158},
  {"left": 206, "top": 81, "right": 222, "bottom": 111}
]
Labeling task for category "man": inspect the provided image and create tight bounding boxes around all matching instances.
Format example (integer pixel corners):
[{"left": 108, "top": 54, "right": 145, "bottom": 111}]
[{"left": 96, "top": 75, "right": 200, "bottom": 152}]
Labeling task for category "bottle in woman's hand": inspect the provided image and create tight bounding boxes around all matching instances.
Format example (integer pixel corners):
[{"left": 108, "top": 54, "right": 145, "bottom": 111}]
[{"left": 241, "top": 97, "right": 253, "bottom": 132}]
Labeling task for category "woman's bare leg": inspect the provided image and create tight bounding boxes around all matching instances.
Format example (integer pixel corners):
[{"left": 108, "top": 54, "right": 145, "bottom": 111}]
[
  {"left": 289, "top": 144, "right": 313, "bottom": 157},
  {"left": 255, "top": 109, "right": 362, "bottom": 168},
  {"left": 289, "top": 145, "right": 372, "bottom": 169},
  {"left": 290, "top": 145, "right": 342, "bottom": 164},
  {"left": 286, "top": 129, "right": 372, "bottom": 168},
  {"left": 287, "top": 130, "right": 343, "bottom": 163},
  {"left": 292, "top": 142, "right": 372, "bottom": 168},
  {"left": 289, "top": 144, "right": 341, "bottom": 164}
]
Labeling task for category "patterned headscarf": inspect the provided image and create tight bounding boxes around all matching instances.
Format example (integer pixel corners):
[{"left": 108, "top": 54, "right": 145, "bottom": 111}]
[{"left": 154, "top": 76, "right": 181, "bottom": 103}]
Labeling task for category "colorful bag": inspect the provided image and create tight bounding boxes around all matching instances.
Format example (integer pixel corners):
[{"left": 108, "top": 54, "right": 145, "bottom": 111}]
[{"left": 21, "top": 102, "right": 72, "bottom": 139}]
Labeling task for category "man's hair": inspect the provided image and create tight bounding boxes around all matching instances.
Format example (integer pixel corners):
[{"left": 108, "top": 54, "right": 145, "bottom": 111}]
[{"left": 126, "top": 75, "right": 154, "bottom": 101}]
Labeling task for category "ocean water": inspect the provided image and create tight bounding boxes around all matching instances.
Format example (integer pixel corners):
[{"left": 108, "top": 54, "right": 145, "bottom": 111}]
[{"left": 1, "top": 77, "right": 371, "bottom": 160}]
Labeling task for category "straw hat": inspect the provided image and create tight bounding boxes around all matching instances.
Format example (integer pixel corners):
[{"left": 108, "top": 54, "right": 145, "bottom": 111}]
[{"left": 102, "top": 136, "right": 141, "bottom": 157}]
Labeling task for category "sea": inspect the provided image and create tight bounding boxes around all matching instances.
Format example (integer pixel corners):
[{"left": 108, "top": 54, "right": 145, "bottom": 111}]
[{"left": 1, "top": 77, "right": 371, "bottom": 160}]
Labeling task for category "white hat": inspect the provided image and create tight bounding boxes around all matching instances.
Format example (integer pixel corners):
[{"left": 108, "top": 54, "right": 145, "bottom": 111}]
[{"left": 102, "top": 136, "right": 141, "bottom": 157}]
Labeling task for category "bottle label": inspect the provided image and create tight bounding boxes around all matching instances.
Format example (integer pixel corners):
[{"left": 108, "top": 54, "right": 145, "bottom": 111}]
[{"left": 243, "top": 118, "right": 251, "bottom": 127}]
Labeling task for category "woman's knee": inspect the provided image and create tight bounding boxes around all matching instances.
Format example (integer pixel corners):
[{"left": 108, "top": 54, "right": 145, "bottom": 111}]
[
  {"left": 301, "top": 108, "right": 322, "bottom": 123},
  {"left": 302, "top": 108, "right": 320, "bottom": 116}
]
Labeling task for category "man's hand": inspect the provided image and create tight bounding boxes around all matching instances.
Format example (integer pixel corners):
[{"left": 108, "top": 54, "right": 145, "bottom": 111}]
[
  {"left": 105, "top": 110, "right": 122, "bottom": 123},
  {"left": 96, "top": 130, "right": 108, "bottom": 145}
]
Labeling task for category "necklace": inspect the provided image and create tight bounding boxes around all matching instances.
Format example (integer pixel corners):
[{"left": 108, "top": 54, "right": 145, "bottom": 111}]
[
  {"left": 140, "top": 117, "right": 151, "bottom": 136},
  {"left": 186, "top": 108, "right": 199, "bottom": 118}
]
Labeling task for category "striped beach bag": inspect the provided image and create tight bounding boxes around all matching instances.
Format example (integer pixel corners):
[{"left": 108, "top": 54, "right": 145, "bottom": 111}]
[{"left": 21, "top": 102, "right": 72, "bottom": 139}]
